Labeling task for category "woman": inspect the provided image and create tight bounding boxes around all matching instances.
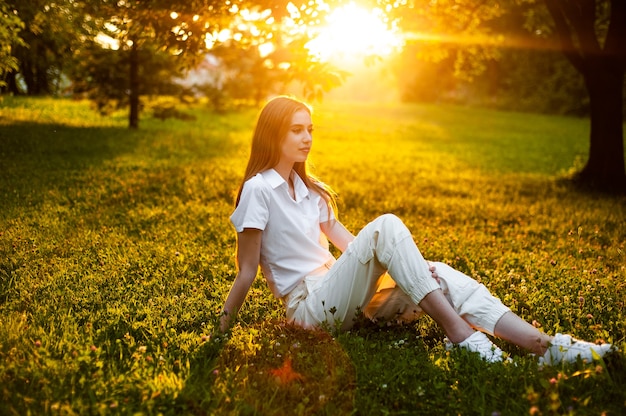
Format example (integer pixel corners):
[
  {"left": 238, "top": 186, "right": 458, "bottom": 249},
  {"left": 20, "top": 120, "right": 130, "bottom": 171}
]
[{"left": 219, "top": 96, "right": 613, "bottom": 364}]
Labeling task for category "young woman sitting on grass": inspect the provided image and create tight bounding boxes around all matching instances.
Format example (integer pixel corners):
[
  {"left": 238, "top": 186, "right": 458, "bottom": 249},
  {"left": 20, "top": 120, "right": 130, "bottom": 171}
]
[{"left": 219, "top": 96, "right": 614, "bottom": 365}]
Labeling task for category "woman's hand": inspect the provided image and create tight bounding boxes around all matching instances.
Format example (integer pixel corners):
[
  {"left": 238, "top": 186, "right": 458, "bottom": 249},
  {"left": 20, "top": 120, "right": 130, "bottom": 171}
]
[
  {"left": 218, "top": 309, "right": 232, "bottom": 333},
  {"left": 428, "top": 261, "right": 440, "bottom": 284}
]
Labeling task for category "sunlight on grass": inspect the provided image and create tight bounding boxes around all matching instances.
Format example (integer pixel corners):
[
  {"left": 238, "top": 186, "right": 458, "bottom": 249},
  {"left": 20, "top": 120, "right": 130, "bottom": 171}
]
[
  {"left": 0, "top": 96, "right": 125, "bottom": 127},
  {"left": 0, "top": 98, "right": 624, "bottom": 415}
]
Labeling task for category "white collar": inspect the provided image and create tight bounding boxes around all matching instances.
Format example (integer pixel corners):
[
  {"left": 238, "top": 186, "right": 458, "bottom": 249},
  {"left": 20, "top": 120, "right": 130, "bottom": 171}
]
[{"left": 262, "top": 169, "right": 310, "bottom": 202}]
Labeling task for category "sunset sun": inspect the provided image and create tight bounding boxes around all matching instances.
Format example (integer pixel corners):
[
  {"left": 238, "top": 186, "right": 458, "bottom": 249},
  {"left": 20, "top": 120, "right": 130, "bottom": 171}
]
[{"left": 306, "top": 2, "right": 402, "bottom": 62}]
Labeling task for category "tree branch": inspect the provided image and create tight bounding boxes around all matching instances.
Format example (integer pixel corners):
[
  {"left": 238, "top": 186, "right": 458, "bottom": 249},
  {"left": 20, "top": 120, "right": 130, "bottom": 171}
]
[
  {"left": 543, "top": 0, "right": 585, "bottom": 72},
  {"left": 576, "top": 0, "right": 602, "bottom": 53}
]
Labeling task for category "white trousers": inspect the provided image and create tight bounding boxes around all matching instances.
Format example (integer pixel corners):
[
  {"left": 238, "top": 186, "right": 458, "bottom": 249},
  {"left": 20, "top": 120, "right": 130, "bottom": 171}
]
[{"left": 284, "top": 214, "right": 510, "bottom": 332}]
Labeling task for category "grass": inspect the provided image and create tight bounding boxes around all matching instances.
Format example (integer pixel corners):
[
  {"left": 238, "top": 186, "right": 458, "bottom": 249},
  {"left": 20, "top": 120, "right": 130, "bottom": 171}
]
[{"left": 0, "top": 96, "right": 625, "bottom": 415}]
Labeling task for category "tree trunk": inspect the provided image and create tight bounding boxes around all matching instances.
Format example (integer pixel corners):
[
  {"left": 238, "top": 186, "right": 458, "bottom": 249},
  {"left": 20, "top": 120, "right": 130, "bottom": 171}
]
[
  {"left": 543, "top": 0, "right": 626, "bottom": 193},
  {"left": 129, "top": 41, "right": 140, "bottom": 129},
  {"left": 578, "top": 59, "right": 626, "bottom": 192},
  {"left": 21, "top": 59, "right": 35, "bottom": 95},
  {"left": 4, "top": 71, "right": 21, "bottom": 95},
  {"left": 34, "top": 41, "right": 50, "bottom": 95}
]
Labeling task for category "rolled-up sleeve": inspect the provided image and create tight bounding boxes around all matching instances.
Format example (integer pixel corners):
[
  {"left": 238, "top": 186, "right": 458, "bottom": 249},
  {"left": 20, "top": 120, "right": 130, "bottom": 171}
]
[
  {"left": 316, "top": 187, "right": 335, "bottom": 223},
  {"left": 318, "top": 199, "right": 335, "bottom": 223},
  {"left": 230, "top": 178, "right": 270, "bottom": 232}
]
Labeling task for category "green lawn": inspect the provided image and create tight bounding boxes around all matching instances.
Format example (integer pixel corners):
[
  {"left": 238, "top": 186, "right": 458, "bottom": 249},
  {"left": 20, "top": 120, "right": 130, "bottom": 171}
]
[{"left": 1, "top": 97, "right": 624, "bottom": 415}]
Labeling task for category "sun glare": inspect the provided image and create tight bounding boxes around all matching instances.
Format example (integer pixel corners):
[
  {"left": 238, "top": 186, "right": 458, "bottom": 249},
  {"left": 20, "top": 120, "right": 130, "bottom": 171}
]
[{"left": 306, "top": 2, "right": 402, "bottom": 63}]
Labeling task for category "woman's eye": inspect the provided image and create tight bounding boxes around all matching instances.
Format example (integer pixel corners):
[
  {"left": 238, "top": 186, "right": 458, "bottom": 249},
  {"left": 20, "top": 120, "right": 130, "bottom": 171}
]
[{"left": 292, "top": 128, "right": 302, "bottom": 134}]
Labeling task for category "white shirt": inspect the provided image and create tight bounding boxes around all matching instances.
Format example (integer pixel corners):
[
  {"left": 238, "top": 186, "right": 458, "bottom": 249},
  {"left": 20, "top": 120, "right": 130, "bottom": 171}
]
[{"left": 230, "top": 169, "right": 335, "bottom": 298}]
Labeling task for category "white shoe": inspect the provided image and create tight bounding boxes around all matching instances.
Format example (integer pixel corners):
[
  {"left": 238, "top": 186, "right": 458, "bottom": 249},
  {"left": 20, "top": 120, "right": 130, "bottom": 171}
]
[
  {"left": 446, "top": 332, "right": 507, "bottom": 363},
  {"left": 538, "top": 333, "right": 614, "bottom": 366}
]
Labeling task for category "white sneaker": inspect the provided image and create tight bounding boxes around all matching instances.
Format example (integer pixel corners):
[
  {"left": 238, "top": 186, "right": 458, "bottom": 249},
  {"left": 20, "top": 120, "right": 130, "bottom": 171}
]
[
  {"left": 446, "top": 332, "right": 506, "bottom": 363},
  {"left": 538, "top": 333, "right": 614, "bottom": 366}
]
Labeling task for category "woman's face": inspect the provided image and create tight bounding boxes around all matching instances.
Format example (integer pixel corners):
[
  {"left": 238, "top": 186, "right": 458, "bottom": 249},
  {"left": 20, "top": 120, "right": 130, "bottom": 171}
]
[{"left": 279, "top": 109, "right": 313, "bottom": 167}]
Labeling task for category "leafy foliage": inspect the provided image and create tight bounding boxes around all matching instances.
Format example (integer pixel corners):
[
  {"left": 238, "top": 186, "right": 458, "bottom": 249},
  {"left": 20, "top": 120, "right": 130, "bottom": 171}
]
[
  {"left": 70, "top": 41, "right": 189, "bottom": 116},
  {"left": 2, "top": 0, "right": 347, "bottom": 127},
  {"left": 0, "top": 97, "right": 624, "bottom": 414},
  {"left": 3, "top": 0, "right": 93, "bottom": 95},
  {"left": 0, "top": 0, "right": 24, "bottom": 88}
]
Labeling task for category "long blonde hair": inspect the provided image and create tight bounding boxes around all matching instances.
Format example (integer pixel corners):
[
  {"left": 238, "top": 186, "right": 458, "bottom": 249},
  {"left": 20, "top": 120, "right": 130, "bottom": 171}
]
[{"left": 235, "top": 96, "right": 336, "bottom": 212}]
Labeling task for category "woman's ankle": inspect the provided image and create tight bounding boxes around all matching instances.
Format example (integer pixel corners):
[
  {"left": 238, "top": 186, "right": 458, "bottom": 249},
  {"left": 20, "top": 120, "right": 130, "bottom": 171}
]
[{"left": 446, "top": 327, "right": 475, "bottom": 344}]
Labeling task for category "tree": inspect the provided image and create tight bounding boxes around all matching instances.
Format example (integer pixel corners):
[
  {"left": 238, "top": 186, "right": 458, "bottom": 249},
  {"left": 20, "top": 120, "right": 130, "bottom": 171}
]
[
  {"left": 73, "top": 0, "right": 344, "bottom": 128},
  {"left": 69, "top": 38, "right": 187, "bottom": 115},
  {"left": 539, "top": 0, "right": 625, "bottom": 191},
  {"left": 78, "top": 0, "right": 229, "bottom": 128},
  {"left": 386, "top": 0, "right": 625, "bottom": 191},
  {"left": 2, "top": 0, "right": 91, "bottom": 95}
]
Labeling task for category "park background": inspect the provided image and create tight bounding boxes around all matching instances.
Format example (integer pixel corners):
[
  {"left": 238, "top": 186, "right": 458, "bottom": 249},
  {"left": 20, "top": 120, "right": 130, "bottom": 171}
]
[{"left": 1, "top": 0, "right": 626, "bottom": 414}]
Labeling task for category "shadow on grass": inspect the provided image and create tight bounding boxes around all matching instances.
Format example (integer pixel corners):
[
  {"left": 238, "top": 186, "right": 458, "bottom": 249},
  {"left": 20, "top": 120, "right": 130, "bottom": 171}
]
[
  {"left": 0, "top": 121, "right": 137, "bottom": 216},
  {"left": 0, "top": 117, "right": 240, "bottom": 223},
  {"left": 556, "top": 174, "right": 626, "bottom": 197}
]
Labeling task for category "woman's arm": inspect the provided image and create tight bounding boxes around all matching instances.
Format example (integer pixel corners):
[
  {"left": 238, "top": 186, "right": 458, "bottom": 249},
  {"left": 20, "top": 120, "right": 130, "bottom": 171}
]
[
  {"left": 219, "top": 228, "right": 262, "bottom": 332},
  {"left": 320, "top": 219, "right": 355, "bottom": 253}
]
